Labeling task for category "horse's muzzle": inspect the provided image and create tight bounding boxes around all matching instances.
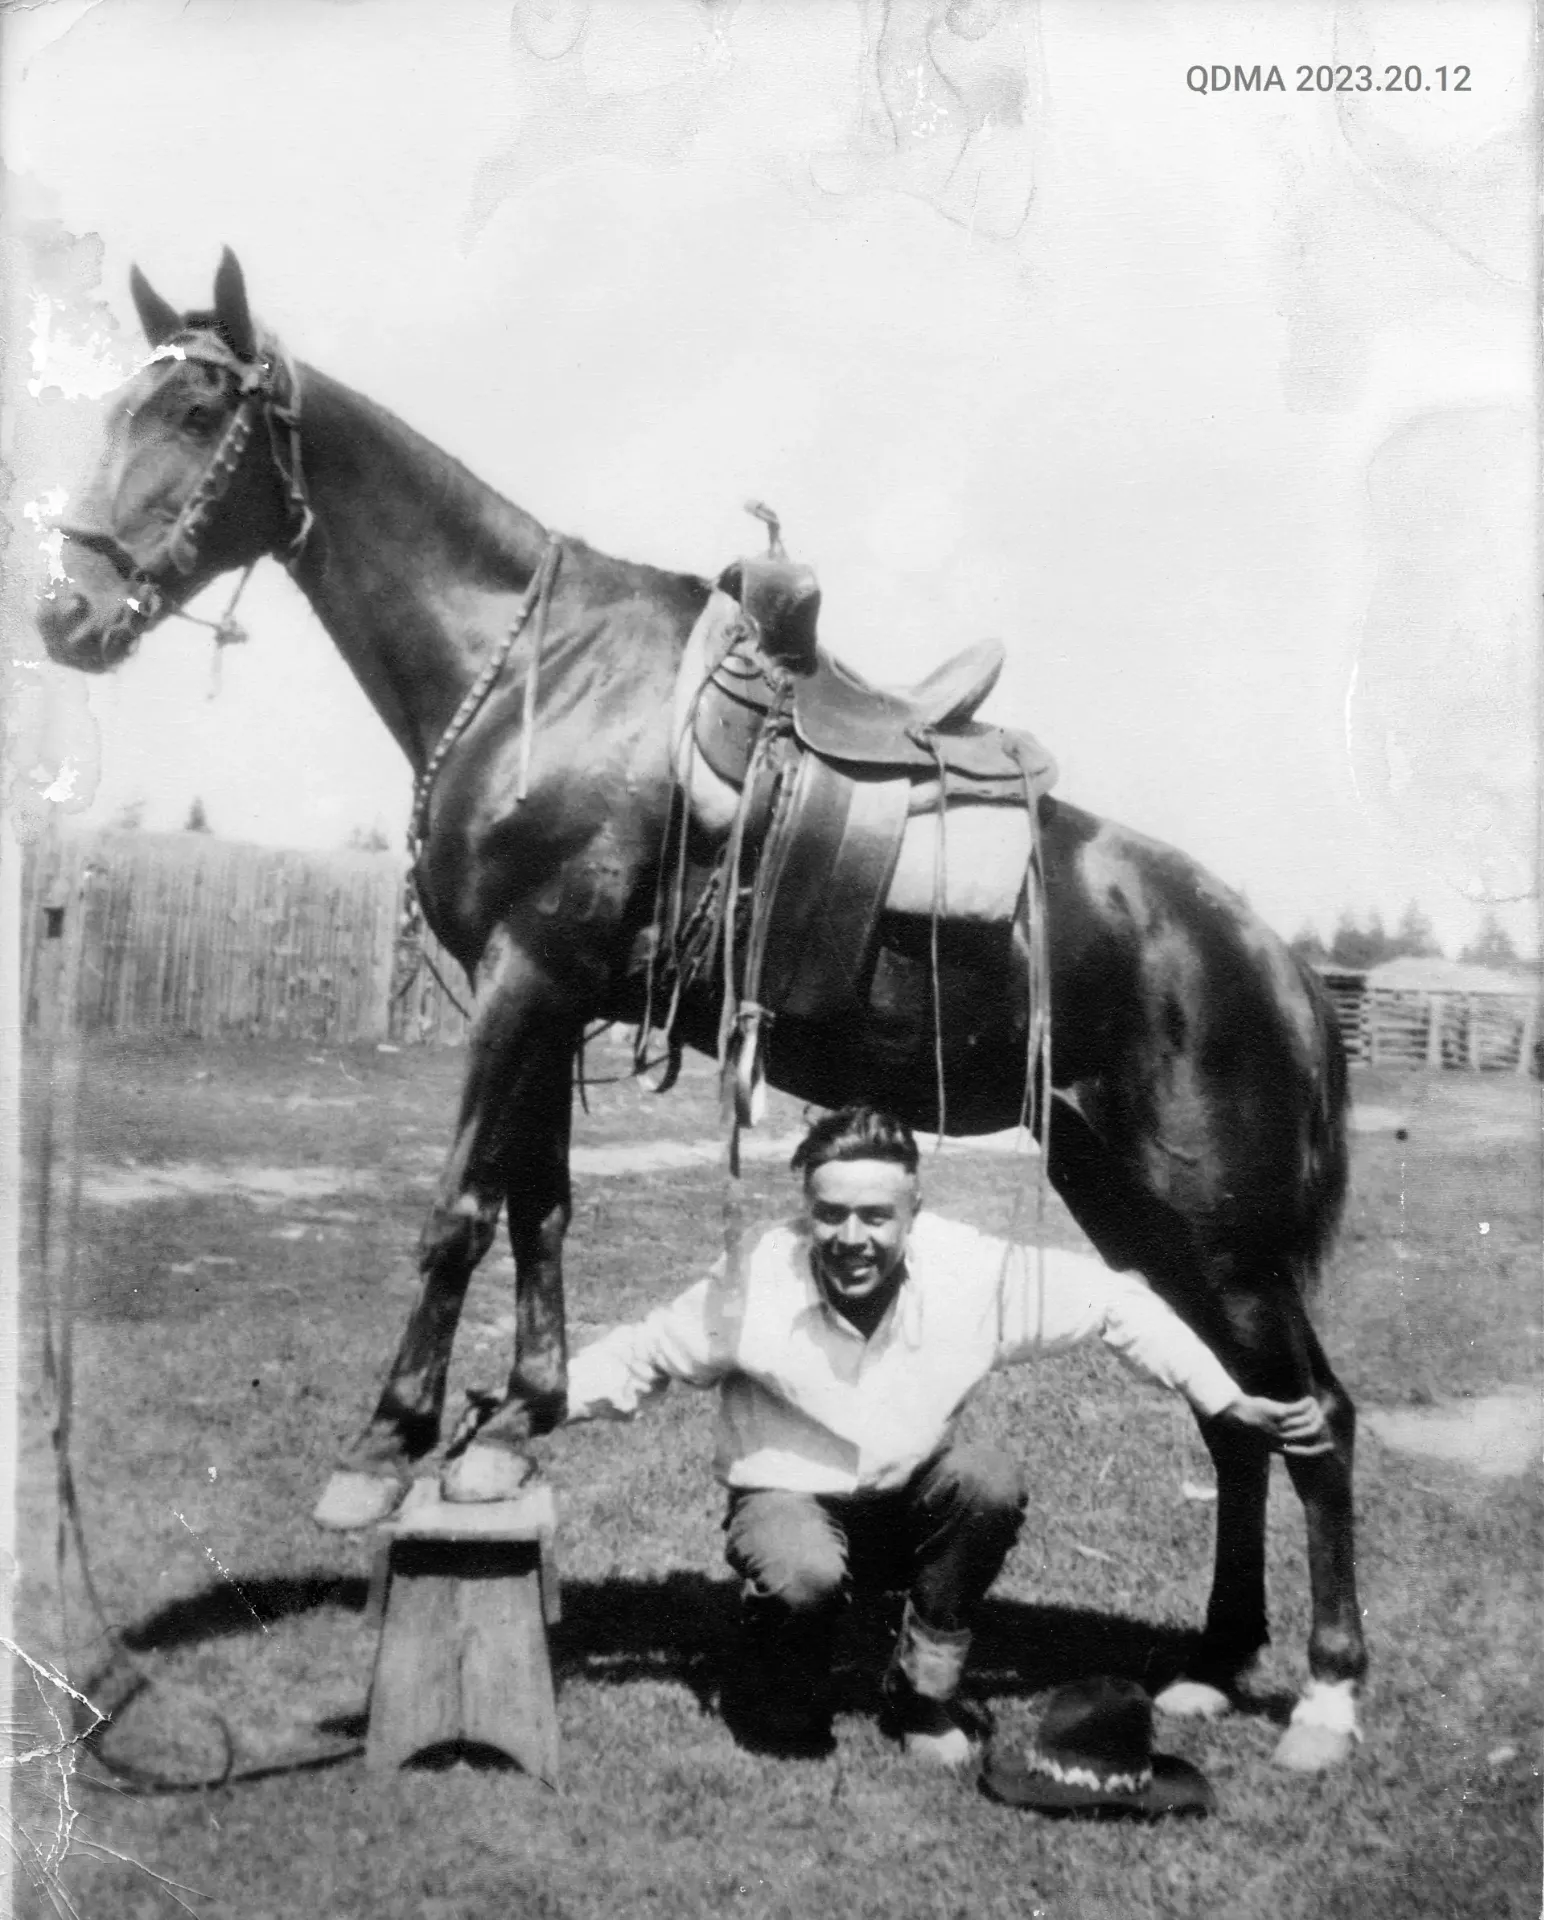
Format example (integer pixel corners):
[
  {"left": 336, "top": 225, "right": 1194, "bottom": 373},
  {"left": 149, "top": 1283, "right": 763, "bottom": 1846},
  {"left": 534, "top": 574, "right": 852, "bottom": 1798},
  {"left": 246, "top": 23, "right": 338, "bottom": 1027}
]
[{"left": 36, "top": 583, "right": 140, "bottom": 672}]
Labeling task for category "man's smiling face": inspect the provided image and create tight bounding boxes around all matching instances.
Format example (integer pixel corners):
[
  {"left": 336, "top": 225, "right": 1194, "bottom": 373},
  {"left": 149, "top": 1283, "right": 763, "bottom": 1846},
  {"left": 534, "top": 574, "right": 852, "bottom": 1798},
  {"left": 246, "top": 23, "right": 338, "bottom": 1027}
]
[{"left": 804, "top": 1157, "right": 919, "bottom": 1314}]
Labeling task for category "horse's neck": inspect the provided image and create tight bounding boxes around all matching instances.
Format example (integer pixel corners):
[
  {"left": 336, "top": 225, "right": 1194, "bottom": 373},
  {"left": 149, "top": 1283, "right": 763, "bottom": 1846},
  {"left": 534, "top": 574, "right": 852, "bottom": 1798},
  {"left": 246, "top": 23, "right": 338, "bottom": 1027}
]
[{"left": 286, "top": 367, "right": 548, "bottom": 770}]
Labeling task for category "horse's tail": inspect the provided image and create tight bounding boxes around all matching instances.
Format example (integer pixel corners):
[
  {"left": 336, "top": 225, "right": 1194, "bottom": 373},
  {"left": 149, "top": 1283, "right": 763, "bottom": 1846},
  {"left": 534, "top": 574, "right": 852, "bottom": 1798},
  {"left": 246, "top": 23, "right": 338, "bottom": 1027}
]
[{"left": 1292, "top": 956, "right": 1350, "bottom": 1299}]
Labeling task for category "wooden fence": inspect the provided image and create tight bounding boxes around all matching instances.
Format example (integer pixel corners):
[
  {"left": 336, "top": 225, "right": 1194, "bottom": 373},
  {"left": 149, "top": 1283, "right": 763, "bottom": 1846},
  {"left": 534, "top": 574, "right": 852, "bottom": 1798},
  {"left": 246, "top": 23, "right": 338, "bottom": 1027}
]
[
  {"left": 1315, "top": 970, "right": 1367, "bottom": 1060},
  {"left": 1363, "top": 986, "right": 1538, "bottom": 1072},
  {"left": 20, "top": 829, "right": 471, "bottom": 1045},
  {"left": 1313, "top": 967, "right": 1539, "bottom": 1073}
]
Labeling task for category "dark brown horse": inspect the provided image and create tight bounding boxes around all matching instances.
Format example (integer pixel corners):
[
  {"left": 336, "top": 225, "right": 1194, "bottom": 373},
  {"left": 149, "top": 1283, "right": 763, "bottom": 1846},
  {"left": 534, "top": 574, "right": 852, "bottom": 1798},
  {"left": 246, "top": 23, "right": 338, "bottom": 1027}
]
[{"left": 36, "top": 253, "right": 1364, "bottom": 1769}]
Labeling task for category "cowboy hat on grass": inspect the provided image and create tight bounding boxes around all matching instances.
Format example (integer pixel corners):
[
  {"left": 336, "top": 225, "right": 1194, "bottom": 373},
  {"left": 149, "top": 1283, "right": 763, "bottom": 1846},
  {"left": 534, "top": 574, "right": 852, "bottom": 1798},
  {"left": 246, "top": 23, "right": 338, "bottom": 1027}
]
[{"left": 981, "top": 1676, "right": 1215, "bottom": 1818}]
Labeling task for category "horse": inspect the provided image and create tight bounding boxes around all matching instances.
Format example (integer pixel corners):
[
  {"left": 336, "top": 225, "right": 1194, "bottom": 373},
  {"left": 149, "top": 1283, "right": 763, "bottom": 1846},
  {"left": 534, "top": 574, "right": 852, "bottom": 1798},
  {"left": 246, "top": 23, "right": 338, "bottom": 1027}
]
[{"left": 35, "top": 251, "right": 1364, "bottom": 1770}]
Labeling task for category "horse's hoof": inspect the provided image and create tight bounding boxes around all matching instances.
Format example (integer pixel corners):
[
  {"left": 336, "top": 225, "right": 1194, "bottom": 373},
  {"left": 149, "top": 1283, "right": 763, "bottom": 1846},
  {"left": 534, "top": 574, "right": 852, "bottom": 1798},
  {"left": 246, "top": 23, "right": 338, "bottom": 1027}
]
[
  {"left": 1273, "top": 1721, "right": 1355, "bottom": 1771},
  {"left": 312, "top": 1470, "right": 407, "bottom": 1531},
  {"left": 1153, "top": 1679, "right": 1232, "bottom": 1720},
  {"left": 440, "top": 1443, "right": 536, "bottom": 1504},
  {"left": 1273, "top": 1680, "right": 1360, "bottom": 1771}
]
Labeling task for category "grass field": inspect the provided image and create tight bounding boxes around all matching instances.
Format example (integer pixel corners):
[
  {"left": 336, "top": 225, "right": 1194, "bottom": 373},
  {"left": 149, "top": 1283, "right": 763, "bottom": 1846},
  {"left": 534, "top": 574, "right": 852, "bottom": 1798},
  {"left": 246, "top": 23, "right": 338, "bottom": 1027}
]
[{"left": 9, "top": 1035, "right": 1541, "bottom": 1920}]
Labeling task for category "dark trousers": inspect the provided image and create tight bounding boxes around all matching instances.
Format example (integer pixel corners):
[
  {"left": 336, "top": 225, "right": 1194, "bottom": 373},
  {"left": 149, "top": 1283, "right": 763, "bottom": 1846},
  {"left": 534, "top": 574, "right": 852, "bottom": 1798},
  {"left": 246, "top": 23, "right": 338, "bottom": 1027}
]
[{"left": 725, "top": 1442, "right": 1027, "bottom": 1670}]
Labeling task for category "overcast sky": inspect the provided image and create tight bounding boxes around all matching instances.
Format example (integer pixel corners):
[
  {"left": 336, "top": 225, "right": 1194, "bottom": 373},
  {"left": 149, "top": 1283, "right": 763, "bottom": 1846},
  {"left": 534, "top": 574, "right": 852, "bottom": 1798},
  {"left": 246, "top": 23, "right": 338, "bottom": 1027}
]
[{"left": 5, "top": 0, "right": 1537, "bottom": 957}]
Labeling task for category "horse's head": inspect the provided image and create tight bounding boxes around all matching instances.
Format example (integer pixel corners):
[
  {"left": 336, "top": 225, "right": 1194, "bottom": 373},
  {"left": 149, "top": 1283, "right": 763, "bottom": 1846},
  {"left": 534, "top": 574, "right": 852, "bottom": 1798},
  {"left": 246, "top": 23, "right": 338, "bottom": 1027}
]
[{"left": 36, "top": 248, "right": 312, "bottom": 672}]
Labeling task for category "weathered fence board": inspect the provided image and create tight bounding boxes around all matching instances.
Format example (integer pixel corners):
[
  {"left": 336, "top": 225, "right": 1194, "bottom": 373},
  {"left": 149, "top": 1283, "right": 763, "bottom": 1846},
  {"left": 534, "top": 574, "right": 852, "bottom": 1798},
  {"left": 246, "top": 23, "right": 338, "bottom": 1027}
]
[{"left": 23, "top": 830, "right": 405, "bottom": 1043}]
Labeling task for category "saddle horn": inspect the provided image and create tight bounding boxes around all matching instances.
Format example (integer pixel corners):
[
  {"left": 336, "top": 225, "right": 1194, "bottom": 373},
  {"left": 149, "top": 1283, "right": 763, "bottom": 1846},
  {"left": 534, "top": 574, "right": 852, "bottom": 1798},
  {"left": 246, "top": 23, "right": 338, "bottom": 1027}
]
[{"left": 718, "top": 503, "right": 820, "bottom": 673}]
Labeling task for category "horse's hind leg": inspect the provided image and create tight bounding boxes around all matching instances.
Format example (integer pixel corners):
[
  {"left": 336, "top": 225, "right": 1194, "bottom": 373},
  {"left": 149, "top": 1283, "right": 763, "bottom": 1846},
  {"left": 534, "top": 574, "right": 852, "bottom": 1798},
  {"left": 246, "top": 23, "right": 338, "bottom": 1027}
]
[
  {"left": 1276, "top": 1314, "right": 1364, "bottom": 1769},
  {"left": 312, "top": 927, "right": 576, "bottom": 1528},
  {"left": 1158, "top": 1284, "right": 1366, "bottom": 1771},
  {"left": 1046, "top": 1107, "right": 1363, "bottom": 1769}
]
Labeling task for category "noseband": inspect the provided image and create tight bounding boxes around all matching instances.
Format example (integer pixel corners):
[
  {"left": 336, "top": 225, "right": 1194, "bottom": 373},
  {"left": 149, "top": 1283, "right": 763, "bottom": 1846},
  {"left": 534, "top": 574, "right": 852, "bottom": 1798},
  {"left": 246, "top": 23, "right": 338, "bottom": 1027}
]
[{"left": 58, "top": 330, "right": 314, "bottom": 651}]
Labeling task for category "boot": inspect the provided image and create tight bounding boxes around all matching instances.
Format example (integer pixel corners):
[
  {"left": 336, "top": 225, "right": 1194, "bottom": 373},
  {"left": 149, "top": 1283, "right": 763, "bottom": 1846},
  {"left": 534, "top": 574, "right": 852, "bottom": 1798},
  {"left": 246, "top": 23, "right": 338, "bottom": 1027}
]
[
  {"left": 723, "top": 1591, "right": 837, "bottom": 1755},
  {"left": 881, "top": 1597, "right": 975, "bottom": 1767}
]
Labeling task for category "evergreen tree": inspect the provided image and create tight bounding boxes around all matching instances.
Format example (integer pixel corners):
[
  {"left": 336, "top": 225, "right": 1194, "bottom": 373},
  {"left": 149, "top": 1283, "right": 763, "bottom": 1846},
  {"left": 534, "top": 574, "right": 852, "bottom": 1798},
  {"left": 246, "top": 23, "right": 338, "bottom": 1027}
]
[
  {"left": 1288, "top": 921, "right": 1327, "bottom": 963},
  {"left": 1391, "top": 899, "right": 1441, "bottom": 959},
  {"left": 1460, "top": 911, "right": 1520, "bottom": 970},
  {"left": 183, "top": 797, "right": 211, "bottom": 834},
  {"left": 1329, "top": 909, "right": 1394, "bottom": 969}
]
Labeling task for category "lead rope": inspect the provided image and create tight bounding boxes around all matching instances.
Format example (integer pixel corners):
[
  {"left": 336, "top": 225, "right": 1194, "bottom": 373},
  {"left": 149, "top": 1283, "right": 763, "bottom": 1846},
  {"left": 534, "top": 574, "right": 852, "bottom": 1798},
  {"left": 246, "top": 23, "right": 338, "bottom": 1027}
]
[{"left": 34, "top": 858, "right": 361, "bottom": 1793}]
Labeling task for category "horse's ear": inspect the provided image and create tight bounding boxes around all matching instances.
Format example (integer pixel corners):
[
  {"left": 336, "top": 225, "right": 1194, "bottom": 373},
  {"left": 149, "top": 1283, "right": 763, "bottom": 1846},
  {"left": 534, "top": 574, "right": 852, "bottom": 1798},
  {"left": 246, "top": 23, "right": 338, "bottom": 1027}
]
[
  {"left": 212, "top": 247, "right": 257, "bottom": 359},
  {"left": 129, "top": 265, "right": 181, "bottom": 346}
]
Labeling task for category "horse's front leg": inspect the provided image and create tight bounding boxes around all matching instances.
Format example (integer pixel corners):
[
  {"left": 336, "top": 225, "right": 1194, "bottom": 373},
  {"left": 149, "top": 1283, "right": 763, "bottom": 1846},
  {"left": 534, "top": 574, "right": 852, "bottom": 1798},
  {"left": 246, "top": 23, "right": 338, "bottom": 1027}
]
[
  {"left": 438, "top": 1006, "right": 576, "bottom": 1503},
  {"left": 312, "top": 928, "right": 577, "bottom": 1529}
]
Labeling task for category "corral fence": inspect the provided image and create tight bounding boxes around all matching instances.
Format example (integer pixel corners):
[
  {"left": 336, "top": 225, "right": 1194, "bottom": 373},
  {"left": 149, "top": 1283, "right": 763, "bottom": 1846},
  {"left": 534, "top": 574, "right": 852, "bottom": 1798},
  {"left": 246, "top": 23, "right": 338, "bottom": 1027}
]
[
  {"left": 22, "top": 828, "right": 471, "bottom": 1045},
  {"left": 1312, "top": 963, "right": 1541, "bottom": 1074}
]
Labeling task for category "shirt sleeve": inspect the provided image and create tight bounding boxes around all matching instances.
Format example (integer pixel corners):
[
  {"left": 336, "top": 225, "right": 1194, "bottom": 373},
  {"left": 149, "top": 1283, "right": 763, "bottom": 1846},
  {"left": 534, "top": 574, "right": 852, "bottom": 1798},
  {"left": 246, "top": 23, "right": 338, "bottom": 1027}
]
[
  {"left": 565, "top": 1265, "right": 741, "bottom": 1423},
  {"left": 992, "top": 1241, "right": 1242, "bottom": 1416}
]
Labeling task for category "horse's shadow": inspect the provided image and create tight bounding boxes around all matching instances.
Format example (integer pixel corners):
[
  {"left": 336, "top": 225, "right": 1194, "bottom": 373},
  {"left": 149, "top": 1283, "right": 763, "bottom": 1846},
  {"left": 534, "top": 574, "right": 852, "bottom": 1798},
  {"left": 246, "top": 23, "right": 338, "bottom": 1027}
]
[{"left": 85, "top": 1569, "right": 1296, "bottom": 1745}]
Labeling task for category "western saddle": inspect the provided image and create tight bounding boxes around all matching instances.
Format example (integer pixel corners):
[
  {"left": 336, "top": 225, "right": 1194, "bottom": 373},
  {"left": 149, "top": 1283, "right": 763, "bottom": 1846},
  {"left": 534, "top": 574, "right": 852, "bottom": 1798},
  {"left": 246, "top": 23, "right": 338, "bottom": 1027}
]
[
  {"left": 710, "top": 553, "right": 1039, "bottom": 783},
  {"left": 657, "top": 509, "right": 1056, "bottom": 1126}
]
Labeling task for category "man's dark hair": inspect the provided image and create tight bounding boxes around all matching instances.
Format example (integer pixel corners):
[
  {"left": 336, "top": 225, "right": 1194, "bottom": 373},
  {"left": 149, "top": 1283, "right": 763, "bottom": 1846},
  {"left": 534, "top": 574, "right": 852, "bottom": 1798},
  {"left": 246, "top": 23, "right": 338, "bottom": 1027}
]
[{"left": 790, "top": 1106, "right": 920, "bottom": 1179}]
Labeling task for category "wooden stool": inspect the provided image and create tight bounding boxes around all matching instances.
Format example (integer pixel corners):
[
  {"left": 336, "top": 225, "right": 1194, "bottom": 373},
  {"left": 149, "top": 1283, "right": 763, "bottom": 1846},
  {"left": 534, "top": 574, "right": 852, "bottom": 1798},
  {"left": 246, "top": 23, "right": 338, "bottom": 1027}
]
[{"left": 366, "top": 1479, "right": 560, "bottom": 1782}]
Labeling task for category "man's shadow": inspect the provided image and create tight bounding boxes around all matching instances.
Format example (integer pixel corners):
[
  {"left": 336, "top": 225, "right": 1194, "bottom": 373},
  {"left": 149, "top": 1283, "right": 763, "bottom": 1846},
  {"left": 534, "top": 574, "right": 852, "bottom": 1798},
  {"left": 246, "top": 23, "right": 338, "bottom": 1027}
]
[{"left": 550, "top": 1571, "right": 1286, "bottom": 1725}]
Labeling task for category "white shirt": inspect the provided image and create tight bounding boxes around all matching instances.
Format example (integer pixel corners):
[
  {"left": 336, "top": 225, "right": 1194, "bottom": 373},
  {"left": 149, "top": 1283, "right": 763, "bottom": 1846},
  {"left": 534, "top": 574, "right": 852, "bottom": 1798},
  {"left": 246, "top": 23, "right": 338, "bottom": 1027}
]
[{"left": 565, "top": 1211, "right": 1242, "bottom": 1495}]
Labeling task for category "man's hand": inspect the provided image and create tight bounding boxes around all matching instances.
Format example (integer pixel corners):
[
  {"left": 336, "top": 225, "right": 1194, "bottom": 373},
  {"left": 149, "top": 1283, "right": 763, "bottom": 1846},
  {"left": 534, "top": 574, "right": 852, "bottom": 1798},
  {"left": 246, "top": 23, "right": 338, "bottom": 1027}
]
[{"left": 1218, "top": 1392, "right": 1333, "bottom": 1456}]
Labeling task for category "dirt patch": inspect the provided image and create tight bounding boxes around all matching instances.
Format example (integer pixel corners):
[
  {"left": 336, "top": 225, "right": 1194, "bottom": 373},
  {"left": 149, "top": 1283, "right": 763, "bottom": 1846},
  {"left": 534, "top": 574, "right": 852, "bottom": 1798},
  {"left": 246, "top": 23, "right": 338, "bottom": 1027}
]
[
  {"left": 1364, "top": 1387, "right": 1541, "bottom": 1478},
  {"left": 570, "top": 1132, "right": 803, "bottom": 1176},
  {"left": 83, "top": 1163, "right": 377, "bottom": 1207},
  {"left": 572, "top": 1128, "right": 1041, "bottom": 1175}
]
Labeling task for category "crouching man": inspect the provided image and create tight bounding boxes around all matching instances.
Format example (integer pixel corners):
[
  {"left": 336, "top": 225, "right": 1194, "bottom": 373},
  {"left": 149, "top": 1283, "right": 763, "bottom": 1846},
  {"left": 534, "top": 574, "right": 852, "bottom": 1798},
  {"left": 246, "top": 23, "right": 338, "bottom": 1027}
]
[{"left": 563, "top": 1106, "right": 1329, "bottom": 1764}]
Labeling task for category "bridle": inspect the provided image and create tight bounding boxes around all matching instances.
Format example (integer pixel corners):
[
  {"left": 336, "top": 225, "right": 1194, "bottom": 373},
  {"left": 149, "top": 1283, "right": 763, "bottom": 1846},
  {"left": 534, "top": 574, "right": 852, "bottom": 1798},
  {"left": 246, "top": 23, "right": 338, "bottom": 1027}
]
[{"left": 57, "top": 327, "right": 314, "bottom": 653}]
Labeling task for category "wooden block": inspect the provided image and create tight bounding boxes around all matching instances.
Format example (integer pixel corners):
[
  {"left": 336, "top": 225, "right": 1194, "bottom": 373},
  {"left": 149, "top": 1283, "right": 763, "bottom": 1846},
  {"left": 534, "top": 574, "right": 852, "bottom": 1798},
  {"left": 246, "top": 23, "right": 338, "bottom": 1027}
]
[
  {"left": 364, "top": 1538, "right": 392, "bottom": 1633},
  {"left": 384, "top": 1478, "right": 557, "bottom": 1541},
  {"left": 366, "top": 1481, "right": 561, "bottom": 1780}
]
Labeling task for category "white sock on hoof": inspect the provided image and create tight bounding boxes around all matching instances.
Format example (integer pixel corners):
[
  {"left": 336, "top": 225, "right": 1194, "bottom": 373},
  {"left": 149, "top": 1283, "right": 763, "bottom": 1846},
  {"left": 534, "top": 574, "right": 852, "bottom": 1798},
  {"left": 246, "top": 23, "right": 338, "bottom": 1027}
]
[
  {"left": 1274, "top": 1679, "right": 1360, "bottom": 1771},
  {"left": 903, "top": 1723, "right": 976, "bottom": 1768},
  {"left": 440, "top": 1443, "right": 536, "bottom": 1504},
  {"left": 1153, "top": 1678, "right": 1232, "bottom": 1720},
  {"left": 311, "top": 1470, "right": 406, "bottom": 1531}
]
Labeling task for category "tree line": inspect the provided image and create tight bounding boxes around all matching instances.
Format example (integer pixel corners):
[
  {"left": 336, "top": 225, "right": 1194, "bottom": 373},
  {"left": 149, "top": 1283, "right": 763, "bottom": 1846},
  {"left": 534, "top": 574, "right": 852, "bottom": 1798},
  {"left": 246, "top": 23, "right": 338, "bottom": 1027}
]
[{"left": 1290, "top": 902, "right": 1523, "bottom": 971}]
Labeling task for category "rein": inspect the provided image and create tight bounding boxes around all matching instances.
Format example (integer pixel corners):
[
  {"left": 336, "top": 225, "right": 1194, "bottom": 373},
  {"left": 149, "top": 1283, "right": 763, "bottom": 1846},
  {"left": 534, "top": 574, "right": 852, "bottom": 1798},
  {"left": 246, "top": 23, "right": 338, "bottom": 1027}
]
[
  {"left": 405, "top": 537, "right": 562, "bottom": 863},
  {"left": 57, "top": 331, "right": 313, "bottom": 656},
  {"left": 395, "top": 538, "right": 563, "bottom": 1024}
]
